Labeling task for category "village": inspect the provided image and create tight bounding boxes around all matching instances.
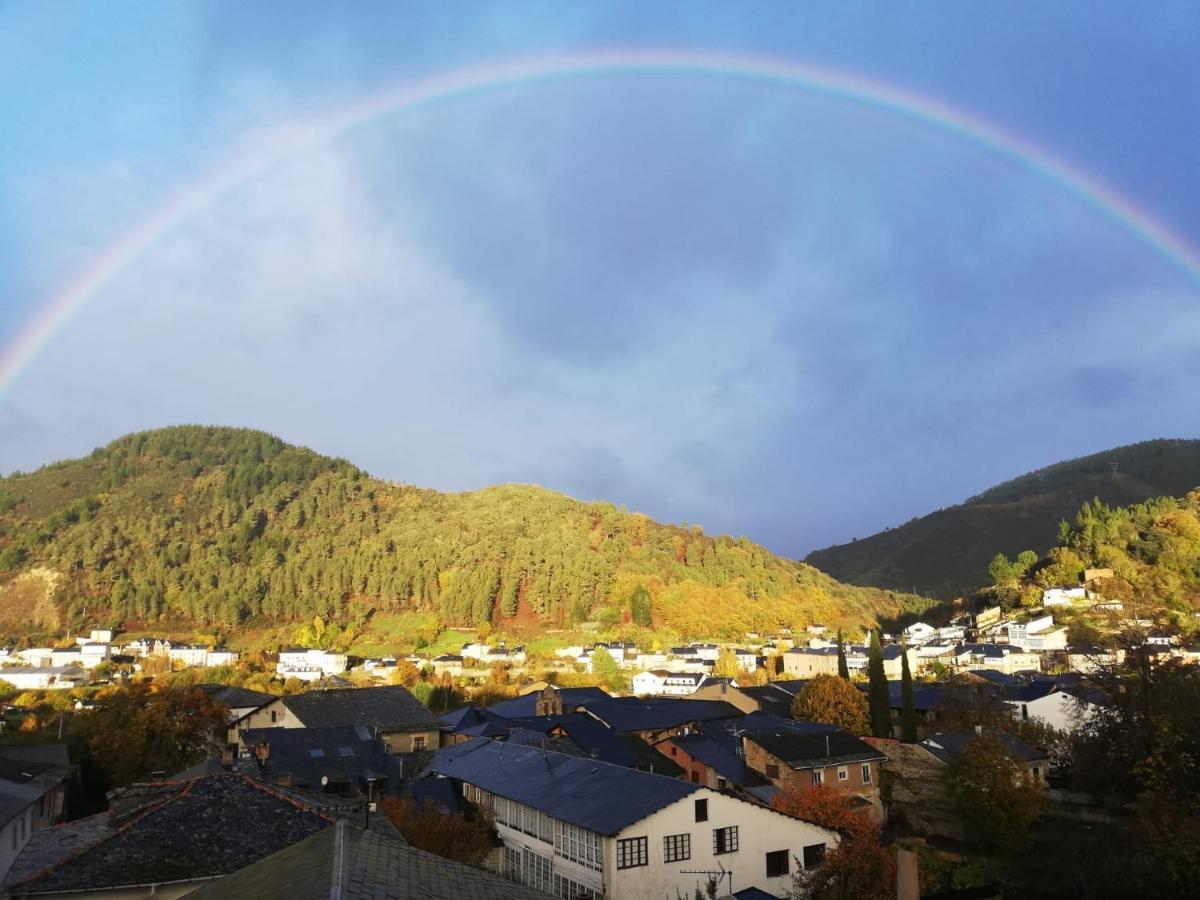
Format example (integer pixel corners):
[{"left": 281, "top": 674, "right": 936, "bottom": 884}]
[{"left": 0, "top": 569, "right": 1191, "bottom": 899}]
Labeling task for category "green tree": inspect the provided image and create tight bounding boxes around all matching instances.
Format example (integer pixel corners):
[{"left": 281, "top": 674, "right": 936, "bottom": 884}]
[
  {"left": 866, "top": 631, "right": 891, "bottom": 738},
  {"left": 988, "top": 553, "right": 1016, "bottom": 586},
  {"left": 630, "top": 584, "right": 653, "bottom": 627},
  {"left": 791, "top": 674, "right": 870, "bottom": 735},
  {"left": 836, "top": 629, "right": 849, "bottom": 680},
  {"left": 944, "top": 734, "right": 1044, "bottom": 852},
  {"left": 900, "top": 646, "right": 917, "bottom": 742}
]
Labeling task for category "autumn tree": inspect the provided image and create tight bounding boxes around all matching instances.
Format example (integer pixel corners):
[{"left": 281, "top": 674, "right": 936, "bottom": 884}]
[
  {"left": 379, "top": 795, "right": 497, "bottom": 866},
  {"left": 713, "top": 648, "right": 741, "bottom": 680},
  {"left": 791, "top": 674, "right": 870, "bottom": 735},
  {"left": 866, "top": 631, "right": 891, "bottom": 738},
  {"left": 944, "top": 734, "right": 1044, "bottom": 852},
  {"left": 76, "top": 682, "right": 229, "bottom": 788},
  {"left": 775, "top": 785, "right": 895, "bottom": 900}
]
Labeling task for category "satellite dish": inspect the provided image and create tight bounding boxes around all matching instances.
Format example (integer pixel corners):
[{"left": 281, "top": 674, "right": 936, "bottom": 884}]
[{"left": 321, "top": 775, "right": 329, "bottom": 786}]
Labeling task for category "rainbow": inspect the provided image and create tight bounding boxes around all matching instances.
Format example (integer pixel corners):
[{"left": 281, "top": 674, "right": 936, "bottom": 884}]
[{"left": 3, "top": 48, "right": 1198, "bottom": 400}]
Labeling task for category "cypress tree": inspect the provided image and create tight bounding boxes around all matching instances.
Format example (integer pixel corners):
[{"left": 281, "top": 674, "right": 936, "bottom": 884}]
[
  {"left": 837, "top": 629, "right": 850, "bottom": 680},
  {"left": 867, "top": 630, "right": 891, "bottom": 738},
  {"left": 900, "top": 645, "right": 917, "bottom": 742}
]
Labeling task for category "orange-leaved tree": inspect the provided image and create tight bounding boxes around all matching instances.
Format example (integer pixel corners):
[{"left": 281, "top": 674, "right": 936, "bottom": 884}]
[
  {"left": 774, "top": 784, "right": 895, "bottom": 900},
  {"left": 791, "top": 674, "right": 870, "bottom": 735},
  {"left": 379, "top": 795, "right": 497, "bottom": 866}
]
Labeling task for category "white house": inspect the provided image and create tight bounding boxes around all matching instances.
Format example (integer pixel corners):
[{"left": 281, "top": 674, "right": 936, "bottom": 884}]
[
  {"left": 632, "top": 671, "right": 668, "bottom": 696},
  {"left": 429, "top": 738, "right": 839, "bottom": 900},
  {"left": 0, "top": 667, "right": 85, "bottom": 691},
  {"left": 634, "top": 652, "right": 669, "bottom": 670},
  {"left": 78, "top": 643, "right": 110, "bottom": 668},
  {"left": 1006, "top": 684, "right": 1104, "bottom": 732},
  {"left": 276, "top": 648, "right": 348, "bottom": 680},
  {"left": 661, "top": 672, "right": 708, "bottom": 696},
  {"left": 903, "top": 622, "right": 937, "bottom": 645},
  {"left": 88, "top": 629, "right": 114, "bottom": 644},
  {"left": 461, "top": 642, "right": 490, "bottom": 661},
  {"left": 169, "top": 644, "right": 211, "bottom": 668},
  {"left": 206, "top": 648, "right": 240, "bottom": 667},
  {"left": 732, "top": 649, "right": 757, "bottom": 673},
  {"left": 690, "top": 644, "right": 720, "bottom": 662},
  {"left": 1042, "top": 587, "right": 1088, "bottom": 606}
]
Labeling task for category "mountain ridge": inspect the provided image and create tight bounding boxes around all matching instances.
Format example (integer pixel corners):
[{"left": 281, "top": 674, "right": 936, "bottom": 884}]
[
  {"left": 805, "top": 438, "right": 1200, "bottom": 599},
  {"left": 0, "top": 425, "right": 925, "bottom": 641}
]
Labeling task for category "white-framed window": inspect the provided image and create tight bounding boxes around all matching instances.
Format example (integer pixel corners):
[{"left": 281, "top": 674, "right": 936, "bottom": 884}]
[
  {"left": 555, "top": 820, "right": 603, "bottom": 870},
  {"left": 837, "top": 766, "right": 849, "bottom": 782},
  {"left": 811, "top": 769, "right": 824, "bottom": 786},
  {"left": 862, "top": 764, "right": 872, "bottom": 784}
]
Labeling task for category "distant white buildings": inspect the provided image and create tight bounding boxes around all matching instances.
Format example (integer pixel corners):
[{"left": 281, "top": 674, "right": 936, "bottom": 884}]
[
  {"left": 276, "top": 648, "right": 347, "bottom": 681},
  {"left": 0, "top": 667, "right": 86, "bottom": 691},
  {"left": 1042, "top": 587, "right": 1089, "bottom": 606}
]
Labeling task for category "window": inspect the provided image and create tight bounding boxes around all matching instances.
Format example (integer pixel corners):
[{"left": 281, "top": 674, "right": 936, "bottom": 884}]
[
  {"left": 837, "top": 766, "right": 849, "bottom": 782},
  {"left": 412, "top": 735, "right": 427, "bottom": 751},
  {"left": 717, "top": 777, "right": 728, "bottom": 790},
  {"left": 766, "top": 849, "right": 789, "bottom": 877},
  {"left": 552, "top": 874, "right": 601, "bottom": 900},
  {"left": 765, "top": 763, "right": 779, "bottom": 779},
  {"left": 617, "top": 836, "right": 648, "bottom": 869},
  {"left": 713, "top": 826, "right": 739, "bottom": 855},
  {"left": 555, "top": 820, "right": 603, "bottom": 870},
  {"left": 1032, "top": 766, "right": 1041, "bottom": 781},
  {"left": 690, "top": 771, "right": 701, "bottom": 784},
  {"left": 270, "top": 710, "right": 278, "bottom": 723},
  {"left": 811, "top": 769, "right": 824, "bottom": 786},
  {"left": 695, "top": 799, "right": 708, "bottom": 822},
  {"left": 803, "top": 843, "right": 826, "bottom": 868},
  {"left": 663, "top": 832, "right": 691, "bottom": 862},
  {"left": 862, "top": 764, "right": 872, "bottom": 784}
]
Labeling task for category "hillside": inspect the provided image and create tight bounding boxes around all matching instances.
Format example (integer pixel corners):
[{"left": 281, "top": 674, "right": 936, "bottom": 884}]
[
  {"left": 994, "top": 490, "right": 1200, "bottom": 622},
  {"left": 805, "top": 439, "right": 1200, "bottom": 599},
  {"left": 0, "top": 426, "right": 921, "bottom": 642}
]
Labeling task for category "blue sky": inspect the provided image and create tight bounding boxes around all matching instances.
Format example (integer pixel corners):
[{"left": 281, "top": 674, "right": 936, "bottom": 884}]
[{"left": 1, "top": 1, "right": 1198, "bottom": 557}]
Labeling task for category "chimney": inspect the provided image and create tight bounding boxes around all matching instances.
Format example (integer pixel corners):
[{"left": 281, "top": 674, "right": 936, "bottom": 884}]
[{"left": 825, "top": 734, "right": 830, "bottom": 757}]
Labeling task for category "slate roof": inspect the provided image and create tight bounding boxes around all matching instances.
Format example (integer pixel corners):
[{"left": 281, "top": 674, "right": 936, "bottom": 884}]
[
  {"left": 0, "top": 758, "right": 70, "bottom": 830},
  {"left": 239, "top": 726, "right": 403, "bottom": 794},
  {"left": 0, "top": 744, "right": 70, "bottom": 769},
  {"left": 399, "top": 777, "right": 464, "bottom": 816},
  {"left": 197, "top": 684, "right": 278, "bottom": 710},
  {"left": 509, "top": 713, "right": 686, "bottom": 777},
  {"left": 426, "top": 737, "right": 700, "bottom": 835},
  {"left": 739, "top": 683, "right": 802, "bottom": 717},
  {"left": 582, "top": 697, "right": 742, "bottom": 733},
  {"left": 920, "top": 732, "right": 1049, "bottom": 764},
  {"left": 283, "top": 686, "right": 439, "bottom": 733},
  {"left": 882, "top": 681, "right": 945, "bottom": 712},
  {"left": 187, "top": 818, "right": 550, "bottom": 900},
  {"left": 485, "top": 687, "right": 610, "bottom": 718},
  {"left": 666, "top": 734, "right": 767, "bottom": 788},
  {"left": 743, "top": 725, "right": 886, "bottom": 770},
  {"left": 7, "top": 774, "right": 333, "bottom": 895},
  {"left": 731, "top": 888, "right": 782, "bottom": 900}
]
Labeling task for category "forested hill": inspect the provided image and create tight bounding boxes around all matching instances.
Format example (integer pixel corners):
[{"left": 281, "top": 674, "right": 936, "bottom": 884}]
[
  {"left": 805, "top": 439, "right": 1200, "bottom": 599},
  {"left": 0, "top": 426, "right": 921, "bottom": 640}
]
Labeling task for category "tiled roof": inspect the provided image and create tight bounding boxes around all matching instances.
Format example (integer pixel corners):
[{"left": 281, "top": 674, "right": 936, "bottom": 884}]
[
  {"left": 283, "top": 686, "right": 439, "bottom": 732},
  {"left": 7, "top": 774, "right": 333, "bottom": 895},
  {"left": 187, "top": 818, "right": 551, "bottom": 900},
  {"left": 582, "top": 697, "right": 742, "bottom": 733},
  {"left": 0, "top": 744, "right": 70, "bottom": 769},
  {"left": 427, "top": 737, "right": 700, "bottom": 835}
]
